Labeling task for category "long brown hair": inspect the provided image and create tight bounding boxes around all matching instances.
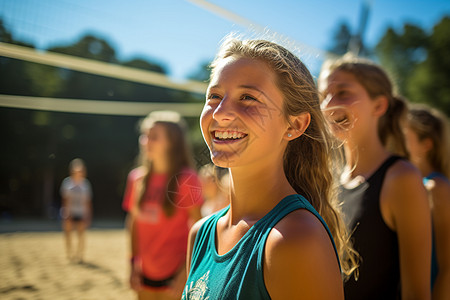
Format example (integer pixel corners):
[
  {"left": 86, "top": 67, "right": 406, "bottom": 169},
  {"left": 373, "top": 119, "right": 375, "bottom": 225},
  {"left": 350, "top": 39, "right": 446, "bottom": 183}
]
[
  {"left": 407, "top": 104, "right": 450, "bottom": 177},
  {"left": 322, "top": 56, "right": 409, "bottom": 157},
  {"left": 210, "top": 37, "right": 359, "bottom": 279},
  {"left": 135, "top": 111, "right": 193, "bottom": 216}
]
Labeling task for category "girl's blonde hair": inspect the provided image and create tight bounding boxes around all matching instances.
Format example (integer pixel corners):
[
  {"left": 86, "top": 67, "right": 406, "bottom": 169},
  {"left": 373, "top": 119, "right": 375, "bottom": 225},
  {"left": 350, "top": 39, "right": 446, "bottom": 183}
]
[
  {"left": 210, "top": 37, "right": 359, "bottom": 279},
  {"left": 407, "top": 104, "right": 450, "bottom": 177},
  {"left": 321, "top": 56, "right": 409, "bottom": 157}
]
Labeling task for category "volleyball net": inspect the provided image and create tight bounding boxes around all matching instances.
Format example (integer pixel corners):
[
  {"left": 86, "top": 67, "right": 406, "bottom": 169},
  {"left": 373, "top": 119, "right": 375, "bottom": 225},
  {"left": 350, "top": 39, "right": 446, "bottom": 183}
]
[
  {"left": 0, "top": 1, "right": 335, "bottom": 117},
  {"left": 0, "top": 42, "right": 206, "bottom": 117}
]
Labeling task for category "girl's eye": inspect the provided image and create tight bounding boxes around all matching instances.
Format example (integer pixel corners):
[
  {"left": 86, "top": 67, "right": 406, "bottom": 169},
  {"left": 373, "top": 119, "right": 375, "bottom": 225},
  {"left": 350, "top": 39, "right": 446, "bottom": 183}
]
[
  {"left": 337, "top": 90, "right": 349, "bottom": 97},
  {"left": 207, "top": 93, "right": 221, "bottom": 101},
  {"left": 241, "top": 94, "right": 258, "bottom": 101}
]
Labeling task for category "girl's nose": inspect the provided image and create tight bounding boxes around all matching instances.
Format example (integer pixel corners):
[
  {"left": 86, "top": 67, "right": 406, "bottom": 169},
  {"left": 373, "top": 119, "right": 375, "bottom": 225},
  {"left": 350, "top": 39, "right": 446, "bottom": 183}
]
[{"left": 212, "top": 96, "right": 236, "bottom": 124}]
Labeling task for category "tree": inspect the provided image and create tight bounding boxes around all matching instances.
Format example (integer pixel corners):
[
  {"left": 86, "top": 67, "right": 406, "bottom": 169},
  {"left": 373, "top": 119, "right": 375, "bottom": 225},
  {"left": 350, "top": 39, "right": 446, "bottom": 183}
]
[
  {"left": 327, "top": 21, "right": 353, "bottom": 55},
  {"left": 376, "top": 24, "right": 428, "bottom": 97},
  {"left": 407, "top": 17, "right": 450, "bottom": 116},
  {"left": 188, "top": 61, "right": 211, "bottom": 83},
  {"left": 376, "top": 17, "right": 450, "bottom": 116},
  {"left": 0, "top": 21, "right": 208, "bottom": 218}
]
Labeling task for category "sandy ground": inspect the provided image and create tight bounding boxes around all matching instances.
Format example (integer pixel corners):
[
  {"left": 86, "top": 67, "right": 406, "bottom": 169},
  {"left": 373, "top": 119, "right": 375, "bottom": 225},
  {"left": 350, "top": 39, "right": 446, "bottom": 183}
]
[{"left": 0, "top": 229, "right": 136, "bottom": 300}]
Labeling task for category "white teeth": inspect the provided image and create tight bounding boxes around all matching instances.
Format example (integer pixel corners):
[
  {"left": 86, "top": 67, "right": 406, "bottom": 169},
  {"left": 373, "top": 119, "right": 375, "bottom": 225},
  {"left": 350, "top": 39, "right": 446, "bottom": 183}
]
[{"left": 214, "top": 131, "right": 246, "bottom": 140}]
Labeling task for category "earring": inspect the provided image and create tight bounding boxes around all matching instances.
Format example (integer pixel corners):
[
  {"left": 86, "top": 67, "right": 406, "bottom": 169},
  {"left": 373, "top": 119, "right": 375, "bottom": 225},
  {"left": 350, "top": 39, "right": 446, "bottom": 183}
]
[{"left": 287, "top": 133, "right": 292, "bottom": 137}]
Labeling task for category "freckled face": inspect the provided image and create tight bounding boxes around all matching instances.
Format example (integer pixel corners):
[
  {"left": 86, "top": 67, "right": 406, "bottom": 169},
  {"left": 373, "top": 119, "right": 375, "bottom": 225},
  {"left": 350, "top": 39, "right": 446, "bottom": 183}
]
[{"left": 200, "top": 56, "right": 289, "bottom": 169}]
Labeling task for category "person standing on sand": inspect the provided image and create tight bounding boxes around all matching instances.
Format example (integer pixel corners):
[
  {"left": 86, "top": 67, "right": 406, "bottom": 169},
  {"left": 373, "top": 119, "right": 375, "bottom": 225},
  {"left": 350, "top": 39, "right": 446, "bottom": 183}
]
[{"left": 60, "top": 158, "right": 92, "bottom": 263}]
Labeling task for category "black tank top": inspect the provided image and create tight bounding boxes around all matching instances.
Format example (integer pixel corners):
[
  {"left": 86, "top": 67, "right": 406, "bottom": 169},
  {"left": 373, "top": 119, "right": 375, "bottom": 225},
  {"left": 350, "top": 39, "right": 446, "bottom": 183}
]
[{"left": 340, "top": 156, "right": 402, "bottom": 300}]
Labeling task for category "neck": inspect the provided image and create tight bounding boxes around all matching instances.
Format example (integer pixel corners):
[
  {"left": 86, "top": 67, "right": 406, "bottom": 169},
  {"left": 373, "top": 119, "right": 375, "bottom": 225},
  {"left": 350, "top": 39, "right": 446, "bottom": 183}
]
[
  {"left": 227, "top": 158, "right": 296, "bottom": 225},
  {"left": 151, "top": 157, "right": 169, "bottom": 174},
  {"left": 344, "top": 135, "right": 390, "bottom": 180}
]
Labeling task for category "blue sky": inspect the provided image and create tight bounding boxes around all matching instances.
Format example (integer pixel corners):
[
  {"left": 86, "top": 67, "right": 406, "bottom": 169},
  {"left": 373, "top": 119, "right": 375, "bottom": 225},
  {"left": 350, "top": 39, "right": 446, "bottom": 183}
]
[{"left": 1, "top": 0, "right": 449, "bottom": 79}]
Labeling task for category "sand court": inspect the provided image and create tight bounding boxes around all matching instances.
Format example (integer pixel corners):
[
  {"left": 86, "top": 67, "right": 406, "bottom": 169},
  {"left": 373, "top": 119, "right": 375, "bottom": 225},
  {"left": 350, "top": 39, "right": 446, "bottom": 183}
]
[{"left": 0, "top": 229, "right": 135, "bottom": 300}]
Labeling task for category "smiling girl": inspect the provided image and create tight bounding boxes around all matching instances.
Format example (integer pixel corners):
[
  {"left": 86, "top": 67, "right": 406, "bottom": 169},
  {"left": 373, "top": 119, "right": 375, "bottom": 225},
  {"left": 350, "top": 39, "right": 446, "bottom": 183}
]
[
  {"left": 182, "top": 37, "right": 357, "bottom": 300},
  {"left": 319, "top": 57, "right": 432, "bottom": 300}
]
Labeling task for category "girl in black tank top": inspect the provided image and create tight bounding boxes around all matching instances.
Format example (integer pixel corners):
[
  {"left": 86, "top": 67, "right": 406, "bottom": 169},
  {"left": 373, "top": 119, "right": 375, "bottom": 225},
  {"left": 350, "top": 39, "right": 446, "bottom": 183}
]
[
  {"left": 319, "top": 58, "right": 432, "bottom": 299},
  {"left": 340, "top": 156, "right": 402, "bottom": 299}
]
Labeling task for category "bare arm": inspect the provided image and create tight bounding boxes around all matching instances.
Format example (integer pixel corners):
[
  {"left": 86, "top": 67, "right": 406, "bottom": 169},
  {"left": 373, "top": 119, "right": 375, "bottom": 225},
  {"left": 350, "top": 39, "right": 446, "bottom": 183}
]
[
  {"left": 264, "top": 209, "right": 344, "bottom": 300},
  {"left": 383, "top": 161, "right": 432, "bottom": 300},
  {"left": 127, "top": 212, "right": 142, "bottom": 290},
  {"left": 128, "top": 213, "right": 139, "bottom": 258},
  {"left": 61, "top": 196, "right": 68, "bottom": 210},
  {"left": 61, "top": 195, "right": 70, "bottom": 219},
  {"left": 429, "top": 178, "right": 450, "bottom": 300}
]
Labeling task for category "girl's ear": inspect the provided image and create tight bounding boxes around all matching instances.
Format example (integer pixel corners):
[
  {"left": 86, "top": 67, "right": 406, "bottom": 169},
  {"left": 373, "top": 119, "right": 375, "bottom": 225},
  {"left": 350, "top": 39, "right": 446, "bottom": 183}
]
[
  {"left": 373, "top": 95, "right": 389, "bottom": 117},
  {"left": 285, "top": 112, "right": 311, "bottom": 141}
]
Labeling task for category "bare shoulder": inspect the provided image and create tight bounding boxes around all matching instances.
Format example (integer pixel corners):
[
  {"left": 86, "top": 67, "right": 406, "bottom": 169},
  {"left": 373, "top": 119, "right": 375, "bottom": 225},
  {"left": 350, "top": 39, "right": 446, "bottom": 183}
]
[
  {"left": 267, "top": 209, "right": 332, "bottom": 250},
  {"left": 264, "top": 209, "right": 343, "bottom": 299},
  {"left": 381, "top": 159, "right": 430, "bottom": 232},
  {"left": 383, "top": 159, "right": 425, "bottom": 203},
  {"left": 266, "top": 209, "right": 338, "bottom": 270},
  {"left": 385, "top": 159, "right": 421, "bottom": 182}
]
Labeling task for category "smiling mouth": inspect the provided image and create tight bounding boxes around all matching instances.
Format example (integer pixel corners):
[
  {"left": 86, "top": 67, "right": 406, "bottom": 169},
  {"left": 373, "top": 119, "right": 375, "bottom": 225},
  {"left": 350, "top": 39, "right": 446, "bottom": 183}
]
[{"left": 212, "top": 130, "right": 248, "bottom": 141}]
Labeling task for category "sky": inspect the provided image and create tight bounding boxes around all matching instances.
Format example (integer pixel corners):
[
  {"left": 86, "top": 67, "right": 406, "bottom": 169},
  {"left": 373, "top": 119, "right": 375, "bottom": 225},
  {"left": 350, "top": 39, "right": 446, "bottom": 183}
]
[{"left": 0, "top": 0, "right": 449, "bottom": 80}]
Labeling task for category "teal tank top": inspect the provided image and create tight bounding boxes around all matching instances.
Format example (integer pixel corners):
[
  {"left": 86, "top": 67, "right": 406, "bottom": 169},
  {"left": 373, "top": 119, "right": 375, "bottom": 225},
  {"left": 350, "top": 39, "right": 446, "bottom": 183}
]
[{"left": 182, "top": 194, "right": 340, "bottom": 299}]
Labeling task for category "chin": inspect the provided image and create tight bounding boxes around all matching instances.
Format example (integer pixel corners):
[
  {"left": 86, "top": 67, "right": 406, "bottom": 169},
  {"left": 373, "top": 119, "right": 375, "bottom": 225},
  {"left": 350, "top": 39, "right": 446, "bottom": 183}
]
[{"left": 210, "top": 151, "right": 239, "bottom": 169}]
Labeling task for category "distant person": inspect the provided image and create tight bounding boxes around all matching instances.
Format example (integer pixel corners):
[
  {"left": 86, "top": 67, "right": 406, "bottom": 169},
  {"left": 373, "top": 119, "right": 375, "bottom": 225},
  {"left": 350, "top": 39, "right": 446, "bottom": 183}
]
[
  {"left": 122, "top": 111, "right": 203, "bottom": 300},
  {"left": 404, "top": 105, "right": 450, "bottom": 300},
  {"left": 198, "top": 164, "right": 229, "bottom": 217},
  {"left": 183, "top": 37, "right": 358, "bottom": 299},
  {"left": 60, "top": 158, "right": 92, "bottom": 263},
  {"left": 319, "top": 57, "right": 432, "bottom": 299}
]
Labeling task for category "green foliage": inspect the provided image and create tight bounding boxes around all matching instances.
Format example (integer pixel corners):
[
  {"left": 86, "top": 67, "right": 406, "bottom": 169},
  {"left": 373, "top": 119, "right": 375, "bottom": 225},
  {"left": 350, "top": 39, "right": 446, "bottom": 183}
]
[
  {"left": 50, "top": 34, "right": 118, "bottom": 63},
  {"left": 122, "top": 58, "right": 167, "bottom": 74},
  {"left": 188, "top": 61, "right": 212, "bottom": 82},
  {"left": 376, "top": 24, "right": 428, "bottom": 95},
  {"left": 376, "top": 17, "right": 450, "bottom": 116},
  {"left": 327, "top": 21, "right": 352, "bottom": 55}
]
